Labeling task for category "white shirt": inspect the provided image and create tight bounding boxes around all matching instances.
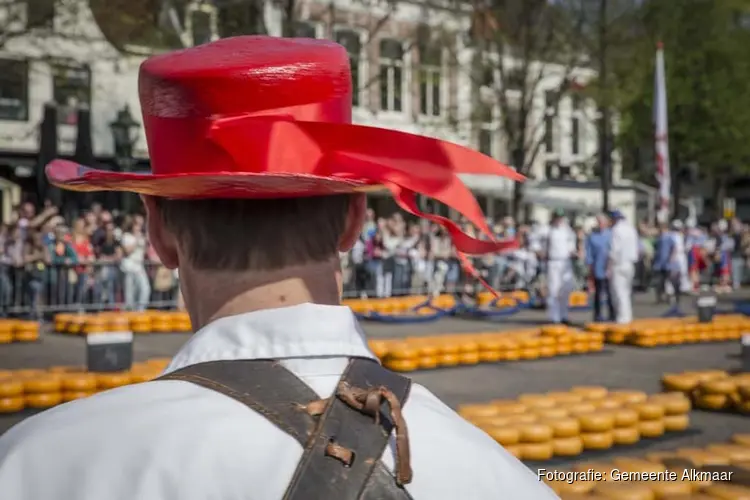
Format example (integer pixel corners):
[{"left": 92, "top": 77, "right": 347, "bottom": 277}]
[
  {"left": 546, "top": 223, "right": 576, "bottom": 261},
  {"left": 609, "top": 220, "right": 639, "bottom": 266},
  {"left": 0, "top": 304, "right": 555, "bottom": 500}
]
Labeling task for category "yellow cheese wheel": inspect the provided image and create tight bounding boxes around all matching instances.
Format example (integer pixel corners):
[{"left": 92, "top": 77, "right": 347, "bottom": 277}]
[
  {"left": 593, "top": 482, "right": 655, "bottom": 500},
  {"left": 612, "top": 426, "right": 640, "bottom": 445},
  {"left": 517, "top": 423, "right": 554, "bottom": 443},
  {"left": 62, "top": 391, "right": 93, "bottom": 402},
  {"left": 503, "top": 444, "right": 522, "bottom": 459},
  {"left": 485, "top": 426, "right": 521, "bottom": 446},
  {"left": 566, "top": 402, "right": 598, "bottom": 414},
  {"left": 572, "top": 342, "right": 589, "bottom": 354},
  {"left": 23, "top": 376, "right": 62, "bottom": 394},
  {"left": 25, "top": 392, "right": 63, "bottom": 409},
  {"left": 700, "top": 378, "right": 736, "bottom": 395},
  {"left": 577, "top": 412, "right": 615, "bottom": 432},
  {"left": 417, "top": 356, "right": 438, "bottom": 370},
  {"left": 0, "top": 396, "right": 24, "bottom": 413},
  {"left": 571, "top": 386, "right": 609, "bottom": 400},
  {"left": 629, "top": 402, "right": 665, "bottom": 420},
  {"left": 368, "top": 341, "right": 390, "bottom": 358},
  {"left": 649, "top": 393, "right": 692, "bottom": 415},
  {"left": 675, "top": 448, "right": 731, "bottom": 466},
  {"left": 701, "top": 484, "right": 750, "bottom": 500},
  {"left": 649, "top": 481, "right": 692, "bottom": 498},
  {"left": 539, "top": 346, "right": 557, "bottom": 358},
  {"left": 14, "top": 329, "right": 40, "bottom": 342},
  {"left": 535, "top": 408, "right": 569, "bottom": 420},
  {"left": 438, "top": 353, "right": 460, "bottom": 366},
  {"left": 547, "top": 478, "right": 596, "bottom": 494},
  {"left": 552, "top": 437, "right": 583, "bottom": 457},
  {"left": 0, "top": 331, "right": 12, "bottom": 343},
  {"left": 547, "top": 391, "right": 584, "bottom": 404},
  {"left": 416, "top": 345, "right": 439, "bottom": 357},
  {"left": 520, "top": 348, "right": 541, "bottom": 360},
  {"left": 384, "top": 359, "right": 418, "bottom": 372},
  {"left": 95, "top": 372, "right": 132, "bottom": 390},
  {"left": 13, "top": 369, "right": 45, "bottom": 378},
  {"left": 662, "top": 373, "right": 700, "bottom": 392},
  {"left": 458, "top": 404, "right": 498, "bottom": 418},
  {"left": 663, "top": 414, "right": 690, "bottom": 432},
  {"left": 0, "top": 379, "right": 24, "bottom": 397},
  {"left": 581, "top": 431, "right": 613, "bottom": 450},
  {"left": 732, "top": 434, "right": 750, "bottom": 446},
  {"left": 595, "top": 399, "right": 622, "bottom": 410},
  {"left": 611, "top": 457, "right": 668, "bottom": 473},
  {"left": 520, "top": 442, "right": 554, "bottom": 461},
  {"left": 638, "top": 419, "right": 665, "bottom": 438},
  {"left": 518, "top": 394, "right": 555, "bottom": 409},
  {"left": 738, "top": 381, "right": 750, "bottom": 400},
  {"left": 493, "top": 401, "right": 528, "bottom": 415},
  {"left": 61, "top": 373, "right": 98, "bottom": 392},
  {"left": 505, "top": 414, "right": 538, "bottom": 424},
  {"left": 555, "top": 344, "right": 573, "bottom": 355},
  {"left": 610, "top": 408, "right": 640, "bottom": 427},
  {"left": 459, "top": 352, "right": 480, "bottom": 365},
  {"left": 479, "top": 350, "right": 502, "bottom": 363},
  {"left": 504, "top": 349, "right": 521, "bottom": 361},
  {"left": 540, "top": 417, "right": 580, "bottom": 438},
  {"left": 695, "top": 393, "right": 729, "bottom": 410},
  {"left": 705, "top": 444, "right": 750, "bottom": 463},
  {"left": 609, "top": 390, "right": 648, "bottom": 405}
]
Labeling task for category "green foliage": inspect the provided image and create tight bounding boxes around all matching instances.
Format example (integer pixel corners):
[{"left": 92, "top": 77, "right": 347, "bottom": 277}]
[{"left": 617, "top": 0, "right": 750, "bottom": 179}]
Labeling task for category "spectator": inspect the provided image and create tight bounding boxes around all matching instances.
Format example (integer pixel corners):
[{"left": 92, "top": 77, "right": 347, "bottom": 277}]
[
  {"left": 94, "top": 222, "right": 121, "bottom": 305},
  {"left": 71, "top": 218, "right": 95, "bottom": 304},
  {"left": 47, "top": 226, "right": 78, "bottom": 305},
  {"left": 23, "top": 231, "right": 49, "bottom": 316},
  {"left": 120, "top": 218, "right": 150, "bottom": 311}
]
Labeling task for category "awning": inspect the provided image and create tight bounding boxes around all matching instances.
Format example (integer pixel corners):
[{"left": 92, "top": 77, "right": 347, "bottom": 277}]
[
  {"left": 458, "top": 174, "right": 514, "bottom": 198},
  {"left": 523, "top": 190, "right": 598, "bottom": 212}
]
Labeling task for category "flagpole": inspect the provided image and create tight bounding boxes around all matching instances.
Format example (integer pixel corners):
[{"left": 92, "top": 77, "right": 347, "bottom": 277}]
[
  {"left": 598, "top": 0, "right": 610, "bottom": 212},
  {"left": 654, "top": 41, "right": 671, "bottom": 223}
]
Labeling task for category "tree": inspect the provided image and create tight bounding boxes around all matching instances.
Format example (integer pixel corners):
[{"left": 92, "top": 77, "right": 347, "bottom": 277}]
[
  {"left": 616, "top": 0, "right": 750, "bottom": 213},
  {"left": 460, "top": 0, "right": 597, "bottom": 219}
]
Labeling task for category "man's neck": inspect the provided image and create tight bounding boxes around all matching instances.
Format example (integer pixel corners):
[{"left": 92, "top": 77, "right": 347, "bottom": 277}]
[{"left": 181, "top": 259, "right": 342, "bottom": 331}]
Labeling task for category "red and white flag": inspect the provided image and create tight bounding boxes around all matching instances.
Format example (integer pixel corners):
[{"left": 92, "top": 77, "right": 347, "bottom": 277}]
[{"left": 654, "top": 41, "right": 671, "bottom": 223}]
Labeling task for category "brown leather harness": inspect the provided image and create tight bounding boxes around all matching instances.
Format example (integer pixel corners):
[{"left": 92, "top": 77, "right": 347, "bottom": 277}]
[{"left": 157, "top": 357, "right": 415, "bottom": 499}]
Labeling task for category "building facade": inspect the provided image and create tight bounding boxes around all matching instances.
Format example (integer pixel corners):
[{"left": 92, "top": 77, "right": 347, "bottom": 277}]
[{"left": 0, "top": 0, "right": 640, "bottom": 222}]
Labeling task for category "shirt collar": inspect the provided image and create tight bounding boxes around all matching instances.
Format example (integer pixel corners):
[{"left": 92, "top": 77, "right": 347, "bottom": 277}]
[{"left": 165, "top": 303, "right": 376, "bottom": 374}]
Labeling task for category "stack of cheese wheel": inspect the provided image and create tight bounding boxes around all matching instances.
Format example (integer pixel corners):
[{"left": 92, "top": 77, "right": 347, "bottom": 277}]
[
  {"left": 0, "top": 320, "right": 41, "bottom": 343},
  {"left": 569, "top": 291, "right": 589, "bottom": 308},
  {"left": 459, "top": 386, "right": 691, "bottom": 462},
  {"left": 129, "top": 312, "right": 152, "bottom": 333},
  {"left": 19, "top": 370, "right": 63, "bottom": 409},
  {"left": 663, "top": 370, "right": 750, "bottom": 414},
  {"left": 376, "top": 327, "right": 605, "bottom": 372},
  {"left": 543, "top": 433, "right": 750, "bottom": 499},
  {"left": 605, "top": 315, "right": 748, "bottom": 348},
  {"left": 169, "top": 311, "right": 192, "bottom": 332},
  {"left": 0, "top": 370, "right": 25, "bottom": 413}
]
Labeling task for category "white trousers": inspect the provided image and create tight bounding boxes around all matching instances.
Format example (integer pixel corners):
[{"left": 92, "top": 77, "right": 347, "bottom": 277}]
[
  {"left": 610, "top": 263, "right": 635, "bottom": 324},
  {"left": 546, "top": 260, "right": 574, "bottom": 323}
]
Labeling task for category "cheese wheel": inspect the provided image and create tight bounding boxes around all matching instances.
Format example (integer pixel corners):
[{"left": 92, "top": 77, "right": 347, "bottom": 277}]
[
  {"left": 0, "top": 331, "right": 12, "bottom": 343},
  {"left": 612, "top": 457, "right": 667, "bottom": 474},
  {"left": 629, "top": 402, "right": 665, "bottom": 420},
  {"left": 663, "top": 414, "right": 690, "bottom": 432},
  {"left": 0, "top": 379, "right": 24, "bottom": 397},
  {"left": 610, "top": 408, "right": 639, "bottom": 427},
  {"left": 705, "top": 444, "right": 750, "bottom": 463},
  {"left": 458, "top": 404, "right": 498, "bottom": 418},
  {"left": 595, "top": 399, "right": 622, "bottom": 410},
  {"left": 549, "top": 478, "right": 596, "bottom": 494},
  {"left": 539, "top": 346, "right": 557, "bottom": 358},
  {"left": 25, "top": 392, "right": 63, "bottom": 408},
  {"left": 13, "top": 369, "right": 45, "bottom": 378},
  {"left": 571, "top": 386, "right": 608, "bottom": 400},
  {"left": 572, "top": 342, "right": 589, "bottom": 354},
  {"left": 540, "top": 417, "right": 580, "bottom": 438},
  {"left": 504, "top": 349, "right": 521, "bottom": 361},
  {"left": 649, "top": 481, "right": 692, "bottom": 498},
  {"left": 95, "top": 372, "right": 132, "bottom": 390},
  {"left": 505, "top": 414, "right": 539, "bottom": 424},
  {"left": 476, "top": 416, "right": 514, "bottom": 427},
  {"left": 479, "top": 350, "right": 502, "bottom": 363},
  {"left": 701, "top": 484, "right": 750, "bottom": 500},
  {"left": 61, "top": 373, "right": 98, "bottom": 392},
  {"left": 416, "top": 345, "right": 439, "bottom": 357},
  {"left": 638, "top": 419, "right": 665, "bottom": 438},
  {"left": 700, "top": 378, "right": 736, "bottom": 395},
  {"left": 503, "top": 444, "right": 522, "bottom": 459},
  {"left": 580, "top": 432, "right": 613, "bottom": 450},
  {"left": 517, "top": 423, "right": 554, "bottom": 443},
  {"left": 675, "top": 449, "right": 731, "bottom": 466},
  {"left": 732, "top": 434, "right": 750, "bottom": 446},
  {"left": 555, "top": 344, "right": 573, "bottom": 355},
  {"left": 520, "top": 442, "right": 554, "bottom": 461},
  {"left": 552, "top": 437, "right": 583, "bottom": 457},
  {"left": 609, "top": 390, "right": 648, "bottom": 405},
  {"left": 566, "top": 402, "right": 598, "bottom": 414},
  {"left": 493, "top": 401, "right": 528, "bottom": 415},
  {"left": 612, "top": 426, "right": 640, "bottom": 445},
  {"left": 644, "top": 451, "right": 677, "bottom": 463},
  {"left": 23, "top": 376, "right": 62, "bottom": 394},
  {"left": 661, "top": 374, "right": 699, "bottom": 393},
  {"left": 62, "top": 391, "right": 93, "bottom": 402},
  {"left": 649, "top": 393, "right": 692, "bottom": 415},
  {"left": 546, "top": 391, "right": 584, "bottom": 404},
  {"left": 593, "top": 482, "right": 655, "bottom": 500},
  {"left": 518, "top": 394, "right": 555, "bottom": 409},
  {"left": 695, "top": 393, "right": 729, "bottom": 410},
  {"left": 535, "top": 408, "right": 569, "bottom": 420},
  {"left": 417, "top": 356, "right": 438, "bottom": 370},
  {"left": 383, "top": 359, "right": 418, "bottom": 372},
  {"left": 0, "top": 396, "right": 24, "bottom": 413},
  {"left": 520, "top": 348, "right": 540, "bottom": 360},
  {"left": 459, "top": 352, "right": 480, "bottom": 365},
  {"left": 738, "top": 381, "right": 750, "bottom": 400},
  {"left": 485, "top": 426, "right": 521, "bottom": 446},
  {"left": 14, "top": 330, "right": 39, "bottom": 342},
  {"left": 438, "top": 353, "right": 460, "bottom": 366},
  {"left": 577, "top": 412, "right": 615, "bottom": 432}
]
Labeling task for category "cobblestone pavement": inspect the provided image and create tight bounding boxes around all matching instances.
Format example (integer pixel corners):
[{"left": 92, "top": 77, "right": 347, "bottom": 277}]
[{"left": 1, "top": 293, "right": 747, "bottom": 473}]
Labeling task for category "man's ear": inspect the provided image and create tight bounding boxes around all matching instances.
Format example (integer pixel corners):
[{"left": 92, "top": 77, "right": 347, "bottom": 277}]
[
  {"left": 338, "top": 194, "right": 367, "bottom": 252},
  {"left": 141, "top": 195, "right": 179, "bottom": 269}
]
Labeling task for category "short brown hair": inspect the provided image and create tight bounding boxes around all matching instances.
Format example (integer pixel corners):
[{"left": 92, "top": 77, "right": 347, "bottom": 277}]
[{"left": 155, "top": 195, "right": 351, "bottom": 271}]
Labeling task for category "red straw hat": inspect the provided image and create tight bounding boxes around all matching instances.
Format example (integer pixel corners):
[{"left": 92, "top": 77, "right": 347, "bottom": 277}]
[{"left": 47, "top": 36, "right": 521, "bottom": 287}]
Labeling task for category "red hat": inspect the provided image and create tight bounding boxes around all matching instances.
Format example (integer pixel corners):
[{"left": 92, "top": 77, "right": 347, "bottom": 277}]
[{"left": 47, "top": 36, "right": 521, "bottom": 287}]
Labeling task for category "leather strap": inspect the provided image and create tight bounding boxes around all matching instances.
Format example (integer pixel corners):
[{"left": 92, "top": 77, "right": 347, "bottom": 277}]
[{"left": 157, "top": 358, "right": 414, "bottom": 499}]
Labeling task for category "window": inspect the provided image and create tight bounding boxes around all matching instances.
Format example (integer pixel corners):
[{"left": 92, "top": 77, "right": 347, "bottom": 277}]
[
  {"left": 418, "top": 45, "right": 441, "bottom": 116},
  {"left": 335, "top": 30, "right": 361, "bottom": 107},
  {"left": 0, "top": 59, "right": 28, "bottom": 121},
  {"left": 478, "top": 106, "right": 495, "bottom": 157},
  {"left": 291, "top": 21, "right": 316, "bottom": 38},
  {"left": 218, "top": 0, "right": 265, "bottom": 37},
  {"left": 52, "top": 64, "right": 91, "bottom": 125},
  {"left": 379, "top": 39, "right": 403, "bottom": 112},
  {"left": 26, "top": 0, "right": 55, "bottom": 29},
  {"left": 570, "top": 94, "right": 582, "bottom": 156},
  {"left": 544, "top": 90, "right": 558, "bottom": 154}
]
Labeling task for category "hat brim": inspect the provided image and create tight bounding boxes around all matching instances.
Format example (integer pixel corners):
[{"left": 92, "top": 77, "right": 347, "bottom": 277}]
[{"left": 46, "top": 159, "right": 383, "bottom": 199}]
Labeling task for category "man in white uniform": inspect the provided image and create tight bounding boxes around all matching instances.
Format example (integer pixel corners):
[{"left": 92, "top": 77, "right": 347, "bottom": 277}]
[
  {"left": 608, "top": 210, "right": 639, "bottom": 323},
  {"left": 0, "top": 37, "right": 555, "bottom": 500},
  {"left": 545, "top": 209, "right": 576, "bottom": 324}
]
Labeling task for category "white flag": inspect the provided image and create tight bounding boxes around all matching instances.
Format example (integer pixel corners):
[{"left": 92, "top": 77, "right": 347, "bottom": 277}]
[{"left": 654, "top": 42, "right": 671, "bottom": 223}]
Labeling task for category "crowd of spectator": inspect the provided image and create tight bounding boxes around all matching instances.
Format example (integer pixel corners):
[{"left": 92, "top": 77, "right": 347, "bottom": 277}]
[{"left": 1, "top": 199, "right": 748, "bottom": 317}]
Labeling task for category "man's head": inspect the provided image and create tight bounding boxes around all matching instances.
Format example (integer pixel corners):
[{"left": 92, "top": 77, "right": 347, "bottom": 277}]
[
  {"left": 551, "top": 209, "right": 565, "bottom": 226},
  {"left": 595, "top": 213, "right": 609, "bottom": 230},
  {"left": 142, "top": 194, "right": 366, "bottom": 274}
]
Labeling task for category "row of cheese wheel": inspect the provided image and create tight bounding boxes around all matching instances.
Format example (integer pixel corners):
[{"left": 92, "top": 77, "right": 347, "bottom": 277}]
[
  {"left": 458, "top": 387, "right": 691, "bottom": 462},
  {"left": 544, "top": 434, "right": 750, "bottom": 500},
  {"left": 586, "top": 315, "right": 749, "bottom": 347},
  {"left": 0, "top": 320, "right": 40, "bottom": 343},
  {"left": 369, "top": 327, "right": 604, "bottom": 372},
  {"left": 53, "top": 311, "right": 192, "bottom": 334},
  {"left": 0, "top": 358, "right": 172, "bottom": 413},
  {"left": 662, "top": 370, "right": 750, "bottom": 415}
]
